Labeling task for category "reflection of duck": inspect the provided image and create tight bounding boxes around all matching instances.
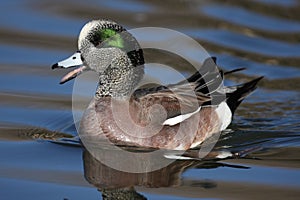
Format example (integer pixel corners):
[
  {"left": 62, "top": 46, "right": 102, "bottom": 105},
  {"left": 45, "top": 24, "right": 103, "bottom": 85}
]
[
  {"left": 82, "top": 149, "right": 250, "bottom": 199},
  {"left": 52, "top": 19, "right": 262, "bottom": 150},
  {"left": 83, "top": 149, "right": 195, "bottom": 200}
]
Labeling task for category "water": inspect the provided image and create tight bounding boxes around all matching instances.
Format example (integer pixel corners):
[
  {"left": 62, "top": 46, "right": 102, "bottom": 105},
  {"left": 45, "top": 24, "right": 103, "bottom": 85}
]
[{"left": 0, "top": 0, "right": 300, "bottom": 199}]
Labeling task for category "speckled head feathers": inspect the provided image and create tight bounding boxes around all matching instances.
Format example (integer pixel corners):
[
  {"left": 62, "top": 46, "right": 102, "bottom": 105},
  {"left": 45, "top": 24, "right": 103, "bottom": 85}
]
[
  {"left": 78, "top": 19, "right": 144, "bottom": 67},
  {"left": 78, "top": 19, "right": 126, "bottom": 50}
]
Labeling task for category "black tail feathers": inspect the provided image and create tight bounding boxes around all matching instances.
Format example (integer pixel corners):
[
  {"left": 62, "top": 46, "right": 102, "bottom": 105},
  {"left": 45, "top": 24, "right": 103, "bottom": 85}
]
[{"left": 226, "top": 76, "right": 264, "bottom": 114}]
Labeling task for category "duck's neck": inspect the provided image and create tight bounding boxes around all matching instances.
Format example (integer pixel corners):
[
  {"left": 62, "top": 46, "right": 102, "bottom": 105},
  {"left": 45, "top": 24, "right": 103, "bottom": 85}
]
[{"left": 95, "top": 64, "right": 144, "bottom": 99}]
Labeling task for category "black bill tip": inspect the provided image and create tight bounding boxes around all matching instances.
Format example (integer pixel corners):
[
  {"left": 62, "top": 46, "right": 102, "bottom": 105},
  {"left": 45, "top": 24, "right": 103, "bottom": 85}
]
[{"left": 52, "top": 63, "right": 60, "bottom": 70}]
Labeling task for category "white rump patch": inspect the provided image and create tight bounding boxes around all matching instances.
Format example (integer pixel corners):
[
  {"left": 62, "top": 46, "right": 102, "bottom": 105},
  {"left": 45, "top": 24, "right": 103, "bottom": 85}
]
[
  {"left": 162, "top": 107, "right": 201, "bottom": 126},
  {"left": 215, "top": 102, "right": 232, "bottom": 131}
]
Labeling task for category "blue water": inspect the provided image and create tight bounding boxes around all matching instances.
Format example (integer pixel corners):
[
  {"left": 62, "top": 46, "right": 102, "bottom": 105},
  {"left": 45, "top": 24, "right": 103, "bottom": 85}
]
[
  {"left": 201, "top": 5, "right": 300, "bottom": 32},
  {"left": 0, "top": 0, "right": 84, "bottom": 36},
  {"left": 186, "top": 29, "right": 300, "bottom": 57},
  {"left": 0, "top": 0, "right": 299, "bottom": 199}
]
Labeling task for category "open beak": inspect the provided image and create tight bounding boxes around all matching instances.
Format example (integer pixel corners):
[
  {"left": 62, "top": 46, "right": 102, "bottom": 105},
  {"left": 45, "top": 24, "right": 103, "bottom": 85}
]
[{"left": 51, "top": 51, "right": 88, "bottom": 84}]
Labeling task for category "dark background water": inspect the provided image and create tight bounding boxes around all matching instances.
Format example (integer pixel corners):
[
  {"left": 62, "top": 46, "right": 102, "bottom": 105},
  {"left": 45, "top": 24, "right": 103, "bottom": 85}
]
[{"left": 0, "top": 0, "right": 300, "bottom": 199}]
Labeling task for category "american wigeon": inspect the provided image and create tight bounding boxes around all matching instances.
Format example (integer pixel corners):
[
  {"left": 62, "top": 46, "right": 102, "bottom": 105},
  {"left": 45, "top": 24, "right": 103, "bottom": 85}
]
[{"left": 52, "top": 19, "right": 263, "bottom": 150}]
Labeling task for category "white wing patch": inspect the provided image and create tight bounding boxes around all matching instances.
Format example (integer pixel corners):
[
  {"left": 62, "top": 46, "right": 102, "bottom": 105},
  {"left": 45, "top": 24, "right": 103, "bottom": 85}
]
[
  {"left": 215, "top": 102, "right": 232, "bottom": 131},
  {"left": 163, "top": 154, "right": 193, "bottom": 160},
  {"left": 216, "top": 151, "right": 233, "bottom": 159},
  {"left": 162, "top": 107, "right": 201, "bottom": 126},
  {"left": 190, "top": 141, "right": 202, "bottom": 149}
]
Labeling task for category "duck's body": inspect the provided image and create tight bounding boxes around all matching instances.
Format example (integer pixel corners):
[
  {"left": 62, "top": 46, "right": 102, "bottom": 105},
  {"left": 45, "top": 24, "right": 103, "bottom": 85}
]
[
  {"left": 52, "top": 19, "right": 262, "bottom": 150},
  {"left": 80, "top": 95, "right": 221, "bottom": 150}
]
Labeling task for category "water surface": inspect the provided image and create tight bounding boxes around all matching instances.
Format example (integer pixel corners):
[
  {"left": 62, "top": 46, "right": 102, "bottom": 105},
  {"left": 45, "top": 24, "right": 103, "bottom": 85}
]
[{"left": 0, "top": 0, "right": 300, "bottom": 199}]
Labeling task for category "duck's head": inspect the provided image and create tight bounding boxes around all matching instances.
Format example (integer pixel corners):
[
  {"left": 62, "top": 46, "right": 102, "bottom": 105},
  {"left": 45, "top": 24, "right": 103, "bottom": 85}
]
[{"left": 52, "top": 19, "right": 144, "bottom": 84}]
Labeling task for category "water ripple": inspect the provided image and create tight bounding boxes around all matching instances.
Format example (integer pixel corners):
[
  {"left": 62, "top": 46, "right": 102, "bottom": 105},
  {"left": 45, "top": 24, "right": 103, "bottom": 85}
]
[
  {"left": 186, "top": 29, "right": 300, "bottom": 57},
  {"left": 201, "top": 5, "right": 300, "bottom": 33},
  {"left": 0, "top": 44, "right": 68, "bottom": 65},
  {"left": 91, "top": 0, "right": 153, "bottom": 12},
  {"left": 214, "top": 53, "right": 300, "bottom": 79},
  {"left": 0, "top": 0, "right": 84, "bottom": 36},
  {"left": 254, "top": 0, "right": 298, "bottom": 7}
]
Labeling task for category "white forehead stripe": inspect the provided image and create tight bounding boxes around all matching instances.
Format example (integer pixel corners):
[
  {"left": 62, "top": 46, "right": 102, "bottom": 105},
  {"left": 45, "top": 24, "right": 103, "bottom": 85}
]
[{"left": 78, "top": 21, "right": 98, "bottom": 49}]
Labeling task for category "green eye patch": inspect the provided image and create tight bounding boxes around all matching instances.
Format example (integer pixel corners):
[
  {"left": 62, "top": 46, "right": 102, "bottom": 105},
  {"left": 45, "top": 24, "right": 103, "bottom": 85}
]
[{"left": 91, "top": 28, "right": 124, "bottom": 49}]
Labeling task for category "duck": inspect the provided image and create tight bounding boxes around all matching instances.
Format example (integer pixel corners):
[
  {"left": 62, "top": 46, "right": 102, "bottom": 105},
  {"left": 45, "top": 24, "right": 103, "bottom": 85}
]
[{"left": 52, "top": 19, "right": 263, "bottom": 150}]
